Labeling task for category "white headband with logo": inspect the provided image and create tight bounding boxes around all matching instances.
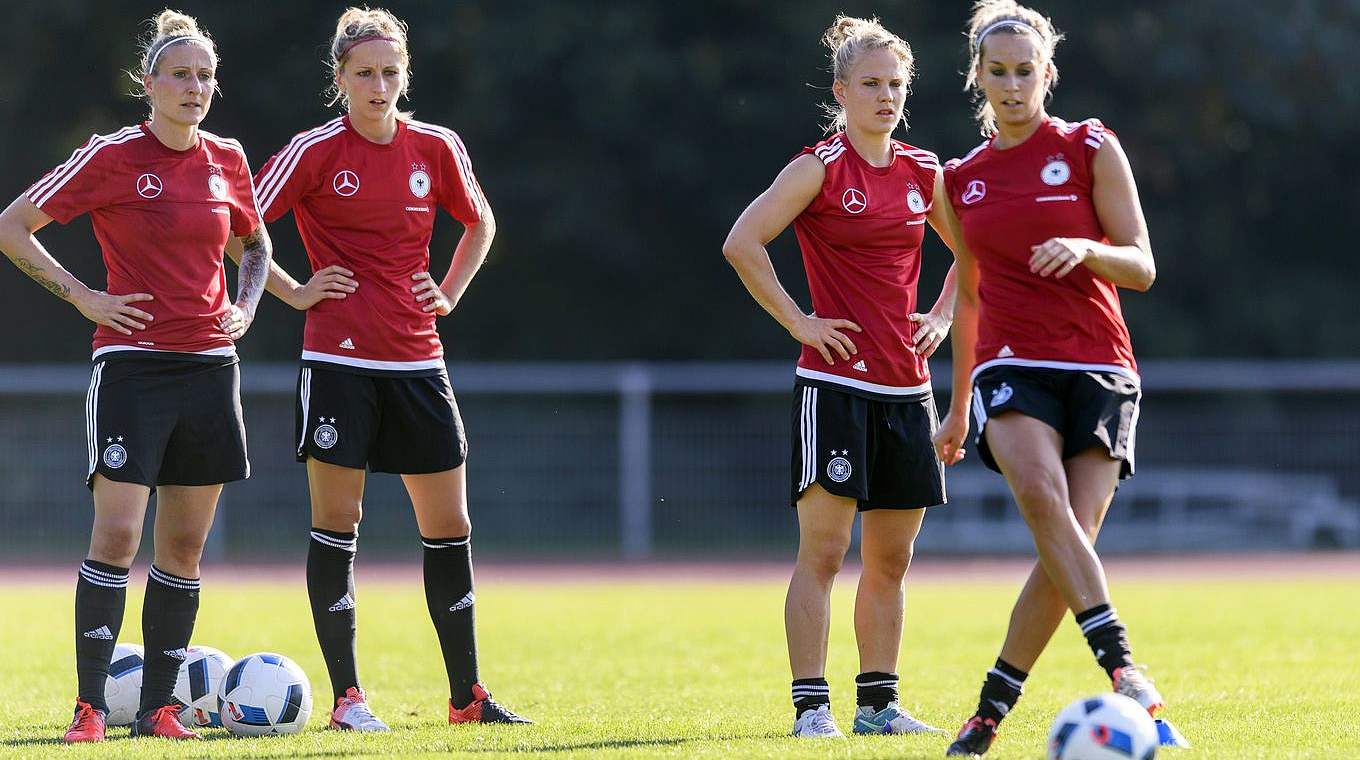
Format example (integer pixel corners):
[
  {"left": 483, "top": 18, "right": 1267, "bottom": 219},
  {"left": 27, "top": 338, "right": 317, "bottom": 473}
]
[
  {"left": 146, "top": 35, "right": 213, "bottom": 74},
  {"left": 973, "top": 19, "right": 1040, "bottom": 53}
]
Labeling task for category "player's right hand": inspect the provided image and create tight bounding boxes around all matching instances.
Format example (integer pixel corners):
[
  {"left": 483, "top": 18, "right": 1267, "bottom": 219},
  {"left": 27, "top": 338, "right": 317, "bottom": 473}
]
[
  {"left": 789, "top": 314, "right": 861, "bottom": 365},
  {"left": 76, "top": 291, "right": 154, "bottom": 336},
  {"left": 933, "top": 409, "right": 969, "bottom": 466},
  {"left": 290, "top": 265, "right": 356, "bottom": 310}
]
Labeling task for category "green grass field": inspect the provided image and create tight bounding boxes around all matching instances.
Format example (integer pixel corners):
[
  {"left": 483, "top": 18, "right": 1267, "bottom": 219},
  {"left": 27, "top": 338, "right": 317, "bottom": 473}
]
[{"left": 1, "top": 572, "right": 1357, "bottom": 758}]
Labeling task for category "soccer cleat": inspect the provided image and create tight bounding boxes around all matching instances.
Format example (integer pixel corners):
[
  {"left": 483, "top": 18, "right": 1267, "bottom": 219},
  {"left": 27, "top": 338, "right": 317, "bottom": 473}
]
[
  {"left": 945, "top": 715, "right": 998, "bottom": 756},
  {"left": 791, "top": 704, "right": 845, "bottom": 738},
  {"left": 1156, "top": 717, "right": 1191, "bottom": 747},
  {"left": 448, "top": 683, "right": 533, "bottom": 724},
  {"left": 62, "top": 700, "right": 106, "bottom": 743},
  {"left": 131, "top": 703, "right": 201, "bottom": 739},
  {"left": 1112, "top": 665, "right": 1165, "bottom": 716},
  {"left": 329, "top": 687, "right": 391, "bottom": 732},
  {"left": 853, "top": 703, "right": 949, "bottom": 735}
]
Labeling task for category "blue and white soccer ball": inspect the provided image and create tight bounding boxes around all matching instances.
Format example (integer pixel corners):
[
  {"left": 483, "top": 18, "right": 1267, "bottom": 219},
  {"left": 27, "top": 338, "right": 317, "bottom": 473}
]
[
  {"left": 218, "top": 652, "right": 312, "bottom": 736},
  {"left": 103, "top": 642, "right": 144, "bottom": 727},
  {"left": 1048, "top": 693, "right": 1158, "bottom": 760},
  {"left": 172, "top": 645, "right": 234, "bottom": 728}
]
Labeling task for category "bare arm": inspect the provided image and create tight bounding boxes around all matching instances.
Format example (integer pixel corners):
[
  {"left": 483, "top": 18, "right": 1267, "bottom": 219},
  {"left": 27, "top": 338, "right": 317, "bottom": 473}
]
[
  {"left": 931, "top": 195, "right": 979, "bottom": 466},
  {"left": 217, "top": 224, "right": 273, "bottom": 340},
  {"left": 722, "top": 154, "right": 861, "bottom": 365},
  {"left": 226, "top": 234, "right": 356, "bottom": 311},
  {"left": 906, "top": 168, "right": 964, "bottom": 356},
  {"left": 413, "top": 205, "right": 497, "bottom": 316},
  {"left": 0, "top": 196, "right": 154, "bottom": 335},
  {"left": 1028, "top": 136, "right": 1156, "bottom": 291}
]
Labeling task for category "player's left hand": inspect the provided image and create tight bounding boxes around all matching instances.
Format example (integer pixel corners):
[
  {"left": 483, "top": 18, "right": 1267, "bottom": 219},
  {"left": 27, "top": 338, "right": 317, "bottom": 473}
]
[
  {"left": 1029, "top": 237, "right": 1089, "bottom": 278},
  {"left": 412, "top": 272, "right": 452, "bottom": 315},
  {"left": 218, "top": 302, "right": 254, "bottom": 340},
  {"left": 907, "top": 310, "right": 950, "bottom": 357}
]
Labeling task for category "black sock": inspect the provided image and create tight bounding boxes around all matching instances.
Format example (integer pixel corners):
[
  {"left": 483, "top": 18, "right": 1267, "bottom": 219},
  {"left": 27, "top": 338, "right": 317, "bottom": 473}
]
[
  {"left": 792, "top": 677, "right": 830, "bottom": 718},
  {"left": 1075, "top": 604, "right": 1135, "bottom": 677},
  {"left": 307, "top": 528, "right": 359, "bottom": 704},
  {"left": 423, "top": 535, "right": 479, "bottom": 708},
  {"left": 74, "top": 560, "right": 129, "bottom": 713},
  {"left": 138, "top": 566, "right": 200, "bottom": 716},
  {"left": 975, "top": 657, "right": 1027, "bottom": 724},
  {"left": 855, "top": 671, "right": 898, "bottom": 712}
]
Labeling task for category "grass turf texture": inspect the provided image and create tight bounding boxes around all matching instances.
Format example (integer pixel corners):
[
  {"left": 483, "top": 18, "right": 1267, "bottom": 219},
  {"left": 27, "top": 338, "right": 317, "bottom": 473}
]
[{"left": 1, "top": 575, "right": 1356, "bottom": 758}]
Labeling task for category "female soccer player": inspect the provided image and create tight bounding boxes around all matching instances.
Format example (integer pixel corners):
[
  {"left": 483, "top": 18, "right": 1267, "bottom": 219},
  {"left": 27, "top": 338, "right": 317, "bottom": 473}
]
[
  {"left": 0, "top": 10, "right": 271, "bottom": 743},
  {"left": 931, "top": 2, "right": 1172, "bottom": 755},
  {"left": 247, "top": 7, "right": 528, "bottom": 731},
  {"left": 724, "top": 16, "right": 959, "bottom": 740}
]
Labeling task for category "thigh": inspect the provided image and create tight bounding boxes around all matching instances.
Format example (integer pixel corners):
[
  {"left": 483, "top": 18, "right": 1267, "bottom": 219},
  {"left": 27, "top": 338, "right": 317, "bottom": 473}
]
[
  {"left": 795, "top": 482, "right": 858, "bottom": 551},
  {"left": 1063, "top": 448, "right": 1122, "bottom": 539},
  {"left": 859, "top": 508, "right": 925, "bottom": 565},
  {"left": 371, "top": 372, "right": 466, "bottom": 475},
  {"left": 89, "top": 475, "right": 153, "bottom": 562},
  {"left": 864, "top": 396, "right": 946, "bottom": 511},
  {"left": 983, "top": 411, "right": 1070, "bottom": 505},
  {"left": 153, "top": 484, "right": 223, "bottom": 546},
  {"left": 306, "top": 457, "right": 367, "bottom": 531},
  {"left": 160, "top": 363, "right": 250, "bottom": 486},
  {"left": 86, "top": 360, "right": 177, "bottom": 490},
  {"left": 790, "top": 384, "right": 869, "bottom": 508},
  {"left": 296, "top": 366, "right": 378, "bottom": 469},
  {"left": 402, "top": 466, "right": 469, "bottom": 538}
]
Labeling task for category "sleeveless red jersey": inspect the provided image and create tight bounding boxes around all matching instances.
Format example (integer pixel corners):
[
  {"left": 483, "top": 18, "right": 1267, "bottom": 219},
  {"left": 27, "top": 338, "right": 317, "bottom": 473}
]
[
  {"left": 255, "top": 116, "right": 485, "bottom": 374},
  {"left": 791, "top": 132, "right": 939, "bottom": 398},
  {"left": 26, "top": 124, "right": 261, "bottom": 361},
  {"left": 943, "top": 117, "right": 1137, "bottom": 380}
]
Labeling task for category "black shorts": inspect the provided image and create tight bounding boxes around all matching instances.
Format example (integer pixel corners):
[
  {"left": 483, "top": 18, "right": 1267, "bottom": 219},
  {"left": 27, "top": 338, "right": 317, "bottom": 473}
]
[
  {"left": 790, "top": 382, "right": 946, "bottom": 511},
  {"left": 295, "top": 365, "right": 467, "bottom": 474},
  {"left": 85, "top": 357, "right": 249, "bottom": 489},
  {"left": 971, "top": 365, "right": 1141, "bottom": 480}
]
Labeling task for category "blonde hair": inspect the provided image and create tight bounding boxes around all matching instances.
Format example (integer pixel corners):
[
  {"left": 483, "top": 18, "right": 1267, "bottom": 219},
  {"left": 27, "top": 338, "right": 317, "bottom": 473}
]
[
  {"left": 964, "top": 0, "right": 1063, "bottom": 136},
  {"left": 820, "top": 15, "right": 915, "bottom": 134},
  {"left": 131, "top": 9, "right": 218, "bottom": 103},
  {"left": 326, "top": 6, "right": 412, "bottom": 111}
]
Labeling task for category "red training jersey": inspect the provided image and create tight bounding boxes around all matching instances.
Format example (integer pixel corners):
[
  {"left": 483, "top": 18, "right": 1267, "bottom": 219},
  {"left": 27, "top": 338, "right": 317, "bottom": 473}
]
[
  {"left": 255, "top": 116, "right": 486, "bottom": 374},
  {"left": 943, "top": 117, "right": 1138, "bottom": 381},
  {"left": 791, "top": 132, "right": 940, "bottom": 398},
  {"left": 26, "top": 123, "right": 260, "bottom": 361}
]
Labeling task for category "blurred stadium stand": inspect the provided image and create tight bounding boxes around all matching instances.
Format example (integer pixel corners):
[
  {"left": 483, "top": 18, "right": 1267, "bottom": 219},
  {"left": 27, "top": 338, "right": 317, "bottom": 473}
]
[{"left": 2, "top": 361, "right": 1357, "bottom": 562}]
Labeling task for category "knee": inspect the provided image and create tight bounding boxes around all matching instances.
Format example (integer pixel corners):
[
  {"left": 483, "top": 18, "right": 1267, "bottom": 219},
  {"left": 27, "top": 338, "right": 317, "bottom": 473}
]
[
  {"left": 797, "top": 538, "right": 850, "bottom": 580},
  {"left": 89, "top": 523, "right": 140, "bottom": 567},
  {"left": 314, "top": 502, "right": 362, "bottom": 533},
  {"left": 160, "top": 531, "right": 208, "bottom": 569},
  {"left": 863, "top": 543, "right": 914, "bottom": 582},
  {"left": 1009, "top": 471, "right": 1068, "bottom": 525}
]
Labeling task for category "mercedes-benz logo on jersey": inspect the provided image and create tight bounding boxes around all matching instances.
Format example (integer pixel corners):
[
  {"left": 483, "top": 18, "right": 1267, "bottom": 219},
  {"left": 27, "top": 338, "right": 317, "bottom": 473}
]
[
  {"left": 841, "top": 188, "right": 867, "bottom": 214},
  {"left": 1041, "top": 156, "right": 1071, "bottom": 186},
  {"left": 409, "top": 169, "right": 431, "bottom": 199},
  {"left": 333, "top": 170, "right": 360, "bottom": 197},
  {"left": 207, "top": 174, "right": 228, "bottom": 200},
  {"left": 827, "top": 454, "right": 853, "bottom": 483},
  {"left": 906, "top": 186, "right": 927, "bottom": 214},
  {"left": 961, "top": 179, "right": 986, "bottom": 205},
  {"left": 136, "top": 173, "right": 163, "bottom": 199},
  {"left": 103, "top": 443, "right": 128, "bottom": 469}
]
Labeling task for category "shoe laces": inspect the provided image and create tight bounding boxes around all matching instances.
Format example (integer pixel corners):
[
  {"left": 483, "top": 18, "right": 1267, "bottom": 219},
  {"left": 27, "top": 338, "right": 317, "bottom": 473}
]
[
  {"left": 149, "top": 704, "right": 182, "bottom": 724},
  {"left": 70, "top": 702, "right": 101, "bottom": 726},
  {"left": 1115, "top": 664, "right": 1154, "bottom": 692},
  {"left": 804, "top": 705, "right": 838, "bottom": 732},
  {"left": 961, "top": 715, "right": 997, "bottom": 737}
]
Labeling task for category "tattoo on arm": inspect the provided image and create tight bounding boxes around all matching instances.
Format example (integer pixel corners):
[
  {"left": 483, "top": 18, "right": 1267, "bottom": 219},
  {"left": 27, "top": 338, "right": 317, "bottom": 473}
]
[
  {"left": 10, "top": 254, "right": 71, "bottom": 300},
  {"left": 236, "top": 226, "right": 273, "bottom": 311}
]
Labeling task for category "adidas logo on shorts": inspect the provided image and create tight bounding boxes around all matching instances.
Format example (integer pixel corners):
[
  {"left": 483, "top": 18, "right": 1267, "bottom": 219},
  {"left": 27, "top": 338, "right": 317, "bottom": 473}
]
[
  {"left": 329, "top": 593, "right": 357, "bottom": 612},
  {"left": 83, "top": 625, "right": 114, "bottom": 640},
  {"left": 448, "top": 592, "right": 475, "bottom": 612}
]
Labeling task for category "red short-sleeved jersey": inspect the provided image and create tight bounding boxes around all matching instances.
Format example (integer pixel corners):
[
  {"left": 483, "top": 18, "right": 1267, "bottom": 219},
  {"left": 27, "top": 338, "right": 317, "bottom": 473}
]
[
  {"left": 943, "top": 117, "right": 1138, "bottom": 380},
  {"left": 791, "top": 133, "right": 940, "bottom": 398},
  {"left": 254, "top": 116, "right": 486, "bottom": 374},
  {"left": 26, "top": 123, "right": 260, "bottom": 360}
]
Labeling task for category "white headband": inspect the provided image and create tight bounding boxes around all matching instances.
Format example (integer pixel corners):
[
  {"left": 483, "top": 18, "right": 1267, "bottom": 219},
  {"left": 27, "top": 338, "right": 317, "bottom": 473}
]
[
  {"left": 146, "top": 35, "right": 213, "bottom": 74},
  {"left": 973, "top": 19, "right": 1040, "bottom": 53}
]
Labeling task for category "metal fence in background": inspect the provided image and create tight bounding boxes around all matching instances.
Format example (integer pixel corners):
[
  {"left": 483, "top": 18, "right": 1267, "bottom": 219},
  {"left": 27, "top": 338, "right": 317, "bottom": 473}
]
[{"left": 2, "top": 361, "right": 1358, "bottom": 562}]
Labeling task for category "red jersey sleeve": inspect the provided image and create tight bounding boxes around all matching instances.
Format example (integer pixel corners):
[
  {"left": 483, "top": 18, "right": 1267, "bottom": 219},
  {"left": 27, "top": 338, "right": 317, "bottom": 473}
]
[
  {"left": 226, "top": 150, "right": 262, "bottom": 237},
  {"left": 438, "top": 131, "right": 484, "bottom": 225},
  {"left": 25, "top": 133, "right": 120, "bottom": 224},
  {"left": 253, "top": 139, "right": 319, "bottom": 224},
  {"left": 1077, "top": 119, "right": 1115, "bottom": 168}
]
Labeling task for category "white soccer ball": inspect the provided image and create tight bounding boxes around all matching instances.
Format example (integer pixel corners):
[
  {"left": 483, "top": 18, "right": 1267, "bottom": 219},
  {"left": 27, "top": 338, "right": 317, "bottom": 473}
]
[
  {"left": 172, "top": 645, "right": 234, "bottom": 727},
  {"left": 218, "top": 652, "right": 312, "bottom": 736},
  {"left": 1048, "top": 693, "right": 1158, "bottom": 760},
  {"left": 103, "top": 642, "right": 144, "bottom": 727}
]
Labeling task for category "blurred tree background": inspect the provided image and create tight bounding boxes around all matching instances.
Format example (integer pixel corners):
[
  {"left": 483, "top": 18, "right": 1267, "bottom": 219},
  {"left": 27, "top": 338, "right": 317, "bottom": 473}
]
[{"left": 1, "top": 0, "right": 1355, "bottom": 363}]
